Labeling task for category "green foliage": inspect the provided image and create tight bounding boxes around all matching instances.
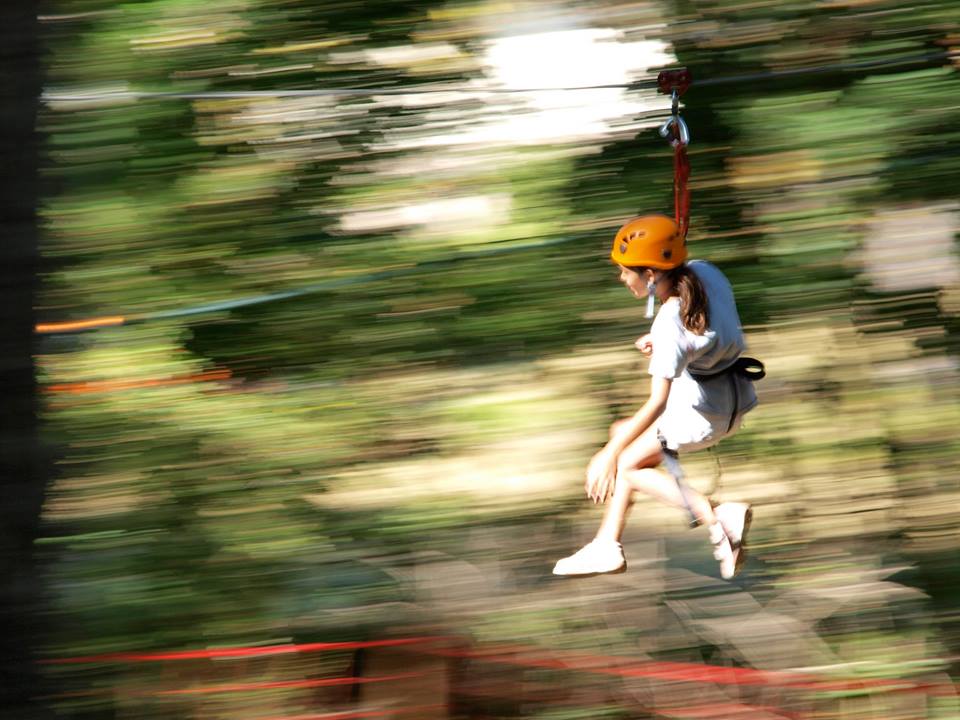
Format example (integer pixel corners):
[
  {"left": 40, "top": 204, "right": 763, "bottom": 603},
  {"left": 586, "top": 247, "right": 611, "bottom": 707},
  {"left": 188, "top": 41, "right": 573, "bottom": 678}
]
[{"left": 37, "top": 0, "right": 960, "bottom": 716}]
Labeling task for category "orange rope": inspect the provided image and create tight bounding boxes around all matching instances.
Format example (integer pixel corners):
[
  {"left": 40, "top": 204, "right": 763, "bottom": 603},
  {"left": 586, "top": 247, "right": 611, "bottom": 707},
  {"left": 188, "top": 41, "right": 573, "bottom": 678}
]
[
  {"left": 45, "top": 369, "right": 231, "bottom": 395},
  {"left": 35, "top": 316, "right": 125, "bottom": 334}
]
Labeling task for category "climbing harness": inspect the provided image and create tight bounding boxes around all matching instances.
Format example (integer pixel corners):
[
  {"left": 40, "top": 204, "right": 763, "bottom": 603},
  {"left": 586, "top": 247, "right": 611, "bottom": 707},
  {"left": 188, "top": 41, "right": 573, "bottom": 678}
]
[
  {"left": 689, "top": 357, "right": 767, "bottom": 434},
  {"left": 665, "top": 355, "right": 765, "bottom": 528},
  {"left": 650, "top": 70, "right": 767, "bottom": 528}
]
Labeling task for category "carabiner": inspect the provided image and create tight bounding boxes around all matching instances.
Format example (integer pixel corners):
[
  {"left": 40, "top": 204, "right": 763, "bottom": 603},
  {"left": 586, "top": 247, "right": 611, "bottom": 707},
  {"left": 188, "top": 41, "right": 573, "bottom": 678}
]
[
  {"left": 658, "top": 89, "right": 691, "bottom": 146},
  {"left": 658, "top": 115, "right": 690, "bottom": 146}
]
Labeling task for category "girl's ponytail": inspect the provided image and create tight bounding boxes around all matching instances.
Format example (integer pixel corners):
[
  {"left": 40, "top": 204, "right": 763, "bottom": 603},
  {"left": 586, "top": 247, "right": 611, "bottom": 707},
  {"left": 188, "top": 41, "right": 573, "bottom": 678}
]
[{"left": 668, "top": 265, "right": 709, "bottom": 334}]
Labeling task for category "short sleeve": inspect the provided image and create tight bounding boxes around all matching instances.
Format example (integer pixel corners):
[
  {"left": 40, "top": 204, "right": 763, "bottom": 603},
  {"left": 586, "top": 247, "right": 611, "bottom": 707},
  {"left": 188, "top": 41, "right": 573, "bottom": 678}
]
[{"left": 647, "top": 300, "right": 689, "bottom": 379}]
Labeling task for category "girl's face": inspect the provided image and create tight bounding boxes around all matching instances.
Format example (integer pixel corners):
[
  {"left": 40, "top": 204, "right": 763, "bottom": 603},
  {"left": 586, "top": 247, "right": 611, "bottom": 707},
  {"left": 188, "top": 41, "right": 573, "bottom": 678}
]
[
  {"left": 617, "top": 265, "right": 673, "bottom": 302},
  {"left": 618, "top": 265, "right": 671, "bottom": 301},
  {"left": 618, "top": 265, "right": 646, "bottom": 299}
]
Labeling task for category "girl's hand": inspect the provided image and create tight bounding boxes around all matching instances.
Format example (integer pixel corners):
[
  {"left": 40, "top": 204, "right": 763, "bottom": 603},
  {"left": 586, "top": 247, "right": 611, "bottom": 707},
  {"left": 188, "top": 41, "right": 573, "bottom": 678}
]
[
  {"left": 585, "top": 449, "right": 618, "bottom": 504},
  {"left": 635, "top": 334, "right": 653, "bottom": 357}
]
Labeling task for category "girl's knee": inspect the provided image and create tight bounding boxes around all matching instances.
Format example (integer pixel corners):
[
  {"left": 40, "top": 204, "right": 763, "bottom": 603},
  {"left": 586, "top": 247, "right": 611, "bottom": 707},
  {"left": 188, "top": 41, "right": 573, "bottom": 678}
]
[
  {"left": 619, "top": 467, "right": 671, "bottom": 497},
  {"left": 618, "top": 445, "right": 661, "bottom": 475},
  {"left": 617, "top": 454, "right": 656, "bottom": 477}
]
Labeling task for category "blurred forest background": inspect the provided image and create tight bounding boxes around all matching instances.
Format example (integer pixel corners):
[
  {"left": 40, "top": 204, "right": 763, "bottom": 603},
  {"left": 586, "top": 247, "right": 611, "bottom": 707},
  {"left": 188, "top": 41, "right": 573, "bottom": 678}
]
[{"left": 5, "top": 0, "right": 960, "bottom": 717}]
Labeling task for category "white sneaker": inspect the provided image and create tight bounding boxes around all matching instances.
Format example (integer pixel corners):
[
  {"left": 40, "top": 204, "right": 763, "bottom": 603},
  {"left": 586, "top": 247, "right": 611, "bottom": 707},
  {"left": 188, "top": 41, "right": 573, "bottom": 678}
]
[
  {"left": 709, "top": 523, "right": 739, "bottom": 580},
  {"left": 553, "top": 539, "right": 626, "bottom": 576},
  {"left": 714, "top": 501, "right": 753, "bottom": 574}
]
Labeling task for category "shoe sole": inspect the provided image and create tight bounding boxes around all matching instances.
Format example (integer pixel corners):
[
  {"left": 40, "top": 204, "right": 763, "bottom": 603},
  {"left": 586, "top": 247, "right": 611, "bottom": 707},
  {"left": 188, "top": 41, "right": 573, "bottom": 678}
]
[
  {"left": 732, "top": 505, "right": 753, "bottom": 577},
  {"left": 553, "top": 562, "right": 627, "bottom": 578}
]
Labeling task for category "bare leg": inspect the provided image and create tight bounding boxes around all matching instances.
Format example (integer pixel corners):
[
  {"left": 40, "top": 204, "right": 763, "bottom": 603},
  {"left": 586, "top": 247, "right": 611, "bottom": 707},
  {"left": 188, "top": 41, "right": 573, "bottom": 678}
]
[
  {"left": 594, "top": 471, "right": 635, "bottom": 543},
  {"left": 594, "top": 426, "right": 716, "bottom": 543},
  {"left": 555, "top": 425, "right": 736, "bottom": 578}
]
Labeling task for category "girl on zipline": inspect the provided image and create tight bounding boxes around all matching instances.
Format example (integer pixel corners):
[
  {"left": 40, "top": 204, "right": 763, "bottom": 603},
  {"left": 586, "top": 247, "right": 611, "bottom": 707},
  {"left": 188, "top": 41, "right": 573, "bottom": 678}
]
[{"left": 553, "top": 214, "right": 760, "bottom": 580}]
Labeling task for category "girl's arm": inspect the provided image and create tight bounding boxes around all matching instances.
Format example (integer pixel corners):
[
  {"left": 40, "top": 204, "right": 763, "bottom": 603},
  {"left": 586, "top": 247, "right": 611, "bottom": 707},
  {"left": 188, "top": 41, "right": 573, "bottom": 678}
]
[
  {"left": 606, "top": 376, "right": 671, "bottom": 457},
  {"left": 586, "top": 376, "right": 672, "bottom": 503},
  {"left": 635, "top": 333, "right": 654, "bottom": 357}
]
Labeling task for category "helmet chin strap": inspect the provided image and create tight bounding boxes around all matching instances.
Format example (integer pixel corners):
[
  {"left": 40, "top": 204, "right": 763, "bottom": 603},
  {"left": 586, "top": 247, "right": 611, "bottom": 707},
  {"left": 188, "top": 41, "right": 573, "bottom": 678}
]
[
  {"left": 644, "top": 270, "right": 666, "bottom": 318},
  {"left": 645, "top": 279, "right": 657, "bottom": 318}
]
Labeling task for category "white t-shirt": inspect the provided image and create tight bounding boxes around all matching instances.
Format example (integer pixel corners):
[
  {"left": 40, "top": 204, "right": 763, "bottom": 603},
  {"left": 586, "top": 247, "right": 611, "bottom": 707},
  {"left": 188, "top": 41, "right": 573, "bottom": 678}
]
[{"left": 647, "top": 260, "right": 757, "bottom": 451}]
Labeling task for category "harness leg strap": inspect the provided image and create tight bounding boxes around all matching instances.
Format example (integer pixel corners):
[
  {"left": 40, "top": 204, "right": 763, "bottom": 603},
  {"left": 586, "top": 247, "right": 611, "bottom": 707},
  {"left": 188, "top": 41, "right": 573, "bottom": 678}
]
[{"left": 658, "top": 434, "right": 702, "bottom": 529}]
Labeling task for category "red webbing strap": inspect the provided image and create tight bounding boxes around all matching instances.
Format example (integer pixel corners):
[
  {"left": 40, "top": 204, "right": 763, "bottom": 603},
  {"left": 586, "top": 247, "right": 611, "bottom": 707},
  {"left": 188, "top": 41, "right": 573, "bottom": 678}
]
[
  {"left": 673, "top": 140, "right": 690, "bottom": 240},
  {"left": 658, "top": 69, "right": 692, "bottom": 240}
]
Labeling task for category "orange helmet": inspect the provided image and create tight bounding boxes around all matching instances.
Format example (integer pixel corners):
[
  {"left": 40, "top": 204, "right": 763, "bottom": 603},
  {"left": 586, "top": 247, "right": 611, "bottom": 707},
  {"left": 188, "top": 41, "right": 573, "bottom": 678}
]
[{"left": 610, "top": 215, "right": 686, "bottom": 269}]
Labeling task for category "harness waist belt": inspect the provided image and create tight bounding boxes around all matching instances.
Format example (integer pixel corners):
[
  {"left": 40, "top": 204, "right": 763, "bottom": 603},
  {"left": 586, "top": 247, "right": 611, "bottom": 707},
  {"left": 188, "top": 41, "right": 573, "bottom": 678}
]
[
  {"left": 689, "top": 356, "right": 765, "bottom": 435},
  {"left": 688, "top": 356, "right": 765, "bottom": 382}
]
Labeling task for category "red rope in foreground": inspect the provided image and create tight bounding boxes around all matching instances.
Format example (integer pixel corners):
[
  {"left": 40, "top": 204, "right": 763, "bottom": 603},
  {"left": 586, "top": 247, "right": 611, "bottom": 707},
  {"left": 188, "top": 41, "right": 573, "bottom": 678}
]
[
  {"left": 424, "top": 643, "right": 957, "bottom": 698},
  {"left": 42, "top": 637, "right": 446, "bottom": 664},
  {"left": 259, "top": 707, "right": 447, "bottom": 720},
  {"left": 156, "top": 673, "right": 421, "bottom": 697},
  {"left": 44, "top": 636, "right": 957, "bottom": 698}
]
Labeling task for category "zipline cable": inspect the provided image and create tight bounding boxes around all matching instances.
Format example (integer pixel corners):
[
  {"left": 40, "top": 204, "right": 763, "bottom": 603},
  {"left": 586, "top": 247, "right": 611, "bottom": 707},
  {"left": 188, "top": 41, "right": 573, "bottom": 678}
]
[
  {"left": 41, "top": 50, "right": 952, "bottom": 103},
  {"left": 43, "top": 83, "right": 643, "bottom": 101},
  {"left": 36, "top": 233, "right": 588, "bottom": 334}
]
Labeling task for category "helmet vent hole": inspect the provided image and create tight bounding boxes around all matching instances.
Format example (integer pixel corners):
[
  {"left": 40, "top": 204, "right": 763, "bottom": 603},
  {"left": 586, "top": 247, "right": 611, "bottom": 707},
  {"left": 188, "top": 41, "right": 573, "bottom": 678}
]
[{"left": 662, "top": 249, "right": 672, "bottom": 259}]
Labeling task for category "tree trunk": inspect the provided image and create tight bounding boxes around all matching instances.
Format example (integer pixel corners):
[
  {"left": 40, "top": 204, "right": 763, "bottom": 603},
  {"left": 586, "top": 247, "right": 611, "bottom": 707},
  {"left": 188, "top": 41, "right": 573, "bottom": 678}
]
[{"left": 0, "top": 2, "right": 49, "bottom": 717}]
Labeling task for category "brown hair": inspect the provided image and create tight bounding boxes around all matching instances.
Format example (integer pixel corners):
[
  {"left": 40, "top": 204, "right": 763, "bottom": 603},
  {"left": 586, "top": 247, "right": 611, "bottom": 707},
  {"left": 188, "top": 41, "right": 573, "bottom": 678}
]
[
  {"left": 667, "top": 264, "right": 709, "bottom": 334},
  {"left": 629, "top": 263, "right": 709, "bottom": 334}
]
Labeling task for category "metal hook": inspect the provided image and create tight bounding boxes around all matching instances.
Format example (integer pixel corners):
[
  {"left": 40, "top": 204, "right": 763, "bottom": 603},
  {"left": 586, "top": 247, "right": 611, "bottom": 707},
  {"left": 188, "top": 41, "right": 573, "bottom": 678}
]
[
  {"left": 658, "top": 115, "right": 690, "bottom": 146},
  {"left": 658, "top": 88, "right": 690, "bottom": 146}
]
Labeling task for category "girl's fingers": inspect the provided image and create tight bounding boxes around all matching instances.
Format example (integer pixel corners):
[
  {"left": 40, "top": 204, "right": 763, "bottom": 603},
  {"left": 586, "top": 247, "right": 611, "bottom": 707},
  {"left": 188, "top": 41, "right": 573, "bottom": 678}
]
[
  {"left": 603, "top": 474, "right": 617, "bottom": 503},
  {"left": 586, "top": 465, "right": 617, "bottom": 503}
]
